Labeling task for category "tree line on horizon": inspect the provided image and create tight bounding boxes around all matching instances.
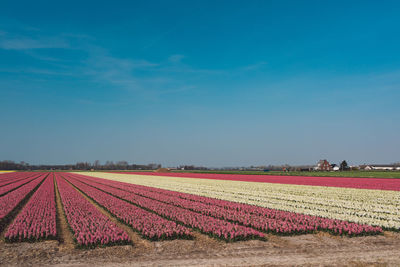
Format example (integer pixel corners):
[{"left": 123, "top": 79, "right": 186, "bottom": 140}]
[
  {"left": 0, "top": 160, "right": 161, "bottom": 171},
  {"left": 1, "top": 160, "right": 399, "bottom": 171}
]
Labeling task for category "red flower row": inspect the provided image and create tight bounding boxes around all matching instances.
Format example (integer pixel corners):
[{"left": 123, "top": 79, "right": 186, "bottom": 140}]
[
  {"left": 0, "top": 174, "right": 41, "bottom": 196},
  {"left": 0, "top": 173, "right": 47, "bottom": 222},
  {"left": 66, "top": 174, "right": 265, "bottom": 241},
  {"left": 0, "top": 172, "right": 37, "bottom": 187},
  {"left": 0, "top": 172, "right": 23, "bottom": 181},
  {"left": 73, "top": 173, "right": 382, "bottom": 236},
  {"left": 55, "top": 174, "right": 130, "bottom": 248},
  {"left": 5, "top": 175, "right": 57, "bottom": 242},
  {"left": 62, "top": 174, "right": 192, "bottom": 241}
]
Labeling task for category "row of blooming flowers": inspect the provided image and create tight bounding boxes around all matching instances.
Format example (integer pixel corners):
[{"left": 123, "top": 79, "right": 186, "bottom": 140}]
[
  {"left": 0, "top": 172, "right": 34, "bottom": 185},
  {"left": 72, "top": 174, "right": 382, "bottom": 236},
  {"left": 0, "top": 176, "right": 29, "bottom": 188},
  {"left": 0, "top": 171, "right": 21, "bottom": 180},
  {"left": 62, "top": 174, "right": 193, "bottom": 241},
  {"left": 55, "top": 174, "right": 131, "bottom": 248},
  {"left": 5, "top": 175, "right": 57, "bottom": 242},
  {"left": 65, "top": 174, "right": 266, "bottom": 241},
  {"left": 80, "top": 172, "right": 400, "bottom": 230},
  {"left": 0, "top": 173, "right": 47, "bottom": 231},
  {"left": 0, "top": 174, "right": 41, "bottom": 196}
]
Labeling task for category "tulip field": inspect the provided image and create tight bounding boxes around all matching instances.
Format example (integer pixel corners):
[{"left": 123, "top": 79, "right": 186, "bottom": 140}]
[
  {"left": 5, "top": 175, "right": 56, "bottom": 242},
  {"left": 0, "top": 171, "right": 399, "bottom": 251},
  {"left": 89, "top": 172, "right": 400, "bottom": 230}
]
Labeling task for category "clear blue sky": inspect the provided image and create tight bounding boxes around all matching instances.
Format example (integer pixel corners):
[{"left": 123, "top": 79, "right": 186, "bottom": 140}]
[{"left": 1, "top": 0, "right": 399, "bottom": 167}]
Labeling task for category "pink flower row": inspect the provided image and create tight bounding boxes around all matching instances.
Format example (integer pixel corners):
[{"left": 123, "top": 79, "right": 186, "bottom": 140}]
[
  {"left": 0, "top": 174, "right": 41, "bottom": 196},
  {"left": 74, "top": 174, "right": 382, "bottom": 236},
  {"left": 5, "top": 175, "right": 57, "bottom": 242},
  {"left": 63, "top": 174, "right": 192, "bottom": 241},
  {"left": 55, "top": 174, "right": 130, "bottom": 248},
  {"left": 0, "top": 173, "right": 47, "bottom": 223},
  {"left": 66, "top": 174, "right": 265, "bottom": 241},
  {"left": 0, "top": 172, "right": 36, "bottom": 186},
  {"left": 0, "top": 172, "right": 22, "bottom": 181}
]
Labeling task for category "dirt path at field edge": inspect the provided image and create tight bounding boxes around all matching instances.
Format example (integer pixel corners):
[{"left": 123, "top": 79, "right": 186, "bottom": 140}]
[
  {"left": 61, "top": 174, "right": 231, "bottom": 254},
  {"left": 105, "top": 247, "right": 400, "bottom": 266},
  {"left": 61, "top": 175, "right": 154, "bottom": 252},
  {"left": 54, "top": 174, "right": 75, "bottom": 250},
  {"left": 1, "top": 231, "right": 400, "bottom": 266}
]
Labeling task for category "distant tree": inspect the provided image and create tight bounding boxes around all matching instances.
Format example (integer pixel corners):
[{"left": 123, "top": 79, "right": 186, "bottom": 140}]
[
  {"left": 116, "top": 161, "right": 129, "bottom": 170},
  {"left": 340, "top": 160, "right": 349, "bottom": 171},
  {"left": 94, "top": 160, "right": 100, "bottom": 169},
  {"left": 75, "top": 162, "right": 91, "bottom": 170}
]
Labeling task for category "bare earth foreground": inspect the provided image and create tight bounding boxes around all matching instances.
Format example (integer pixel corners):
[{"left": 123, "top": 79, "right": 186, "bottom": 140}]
[{"left": 1, "top": 232, "right": 400, "bottom": 266}]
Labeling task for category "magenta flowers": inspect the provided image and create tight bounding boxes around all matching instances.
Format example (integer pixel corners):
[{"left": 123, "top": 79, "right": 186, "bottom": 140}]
[
  {"left": 55, "top": 174, "right": 130, "bottom": 248},
  {"left": 0, "top": 174, "right": 42, "bottom": 196},
  {"left": 72, "top": 173, "right": 382, "bottom": 237},
  {"left": 0, "top": 171, "right": 389, "bottom": 249},
  {"left": 63, "top": 174, "right": 192, "bottom": 241},
  {"left": 66, "top": 174, "right": 265, "bottom": 241},
  {"left": 0, "top": 173, "right": 47, "bottom": 231},
  {"left": 5, "top": 175, "right": 57, "bottom": 242},
  {"left": 0, "top": 172, "right": 37, "bottom": 187}
]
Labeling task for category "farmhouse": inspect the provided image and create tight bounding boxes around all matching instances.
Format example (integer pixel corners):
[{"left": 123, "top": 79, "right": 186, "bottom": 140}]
[{"left": 314, "top": 159, "right": 332, "bottom": 171}]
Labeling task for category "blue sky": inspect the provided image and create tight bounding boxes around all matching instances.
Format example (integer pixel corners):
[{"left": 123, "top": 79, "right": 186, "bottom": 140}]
[{"left": 1, "top": 0, "right": 399, "bottom": 167}]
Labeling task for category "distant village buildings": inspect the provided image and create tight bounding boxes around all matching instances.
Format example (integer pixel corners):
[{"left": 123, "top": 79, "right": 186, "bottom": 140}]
[
  {"left": 312, "top": 160, "right": 400, "bottom": 171},
  {"left": 331, "top": 165, "right": 340, "bottom": 171},
  {"left": 314, "top": 159, "right": 332, "bottom": 171},
  {"left": 359, "top": 164, "right": 400, "bottom": 171}
]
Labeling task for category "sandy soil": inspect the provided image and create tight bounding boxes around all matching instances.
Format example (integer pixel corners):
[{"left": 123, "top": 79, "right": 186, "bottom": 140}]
[{"left": 1, "top": 231, "right": 400, "bottom": 266}]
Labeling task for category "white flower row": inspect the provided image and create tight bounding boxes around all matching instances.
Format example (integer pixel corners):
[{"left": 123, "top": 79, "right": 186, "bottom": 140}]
[{"left": 81, "top": 172, "right": 400, "bottom": 230}]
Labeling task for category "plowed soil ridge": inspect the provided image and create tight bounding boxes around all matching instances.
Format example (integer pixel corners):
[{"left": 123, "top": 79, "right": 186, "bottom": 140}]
[
  {"left": 60, "top": 175, "right": 151, "bottom": 251},
  {"left": 1, "top": 232, "right": 400, "bottom": 266},
  {"left": 54, "top": 174, "right": 75, "bottom": 250}
]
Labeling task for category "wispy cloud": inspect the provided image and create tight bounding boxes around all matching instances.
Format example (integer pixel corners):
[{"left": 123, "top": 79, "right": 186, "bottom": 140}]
[
  {"left": 142, "top": 26, "right": 178, "bottom": 50},
  {"left": 158, "top": 85, "right": 196, "bottom": 95},
  {"left": 0, "top": 22, "right": 222, "bottom": 98},
  {"left": 0, "top": 67, "right": 76, "bottom": 76},
  {"left": 158, "top": 55, "right": 226, "bottom": 75},
  {"left": 24, "top": 51, "right": 64, "bottom": 62},
  {"left": 241, "top": 61, "right": 268, "bottom": 71},
  {"left": 82, "top": 47, "right": 161, "bottom": 92},
  {"left": 0, "top": 36, "right": 69, "bottom": 50},
  {"left": 168, "top": 54, "right": 185, "bottom": 63}
]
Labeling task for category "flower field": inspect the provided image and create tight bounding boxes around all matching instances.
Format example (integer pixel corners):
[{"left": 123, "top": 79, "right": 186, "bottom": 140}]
[
  {"left": 65, "top": 173, "right": 265, "bottom": 241},
  {"left": 0, "top": 171, "right": 398, "bottom": 251},
  {"left": 67, "top": 173, "right": 382, "bottom": 236},
  {"left": 111, "top": 171, "right": 400, "bottom": 191},
  {"left": 60, "top": 174, "right": 193, "bottom": 241},
  {"left": 83, "top": 172, "right": 400, "bottom": 230},
  {"left": 55, "top": 174, "right": 131, "bottom": 247},
  {"left": 0, "top": 174, "right": 42, "bottom": 196},
  {"left": 5, "top": 175, "right": 56, "bottom": 242},
  {"left": 0, "top": 173, "right": 47, "bottom": 231}
]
